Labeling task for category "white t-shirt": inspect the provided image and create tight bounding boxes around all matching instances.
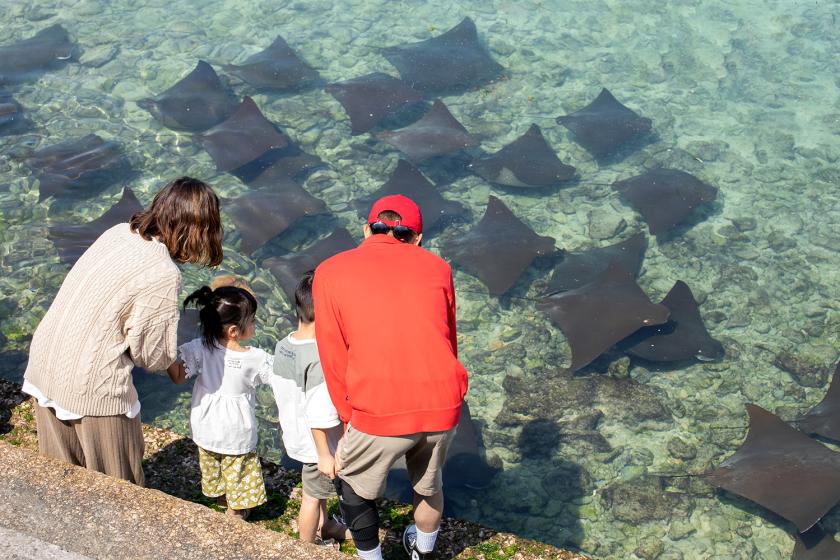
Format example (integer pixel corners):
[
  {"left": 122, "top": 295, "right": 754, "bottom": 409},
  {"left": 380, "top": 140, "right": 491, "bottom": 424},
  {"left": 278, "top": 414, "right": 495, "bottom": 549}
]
[
  {"left": 179, "top": 338, "right": 274, "bottom": 455},
  {"left": 269, "top": 333, "right": 341, "bottom": 464}
]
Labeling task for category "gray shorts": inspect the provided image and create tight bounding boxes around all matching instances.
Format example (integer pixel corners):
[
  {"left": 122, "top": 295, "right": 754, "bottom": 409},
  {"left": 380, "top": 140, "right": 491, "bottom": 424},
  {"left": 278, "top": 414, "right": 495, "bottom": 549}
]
[
  {"left": 301, "top": 462, "right": 337, "bottom": 500},
  {"left": 338, "top": 425, "right": 456, "bottom": 500}
]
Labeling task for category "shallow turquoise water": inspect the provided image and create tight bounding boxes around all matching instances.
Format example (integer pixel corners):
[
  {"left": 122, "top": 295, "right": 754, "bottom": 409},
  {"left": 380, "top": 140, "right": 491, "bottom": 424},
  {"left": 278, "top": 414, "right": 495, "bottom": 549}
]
[{"left": 1, "top": 1, "right": 839, "bottom": 558}]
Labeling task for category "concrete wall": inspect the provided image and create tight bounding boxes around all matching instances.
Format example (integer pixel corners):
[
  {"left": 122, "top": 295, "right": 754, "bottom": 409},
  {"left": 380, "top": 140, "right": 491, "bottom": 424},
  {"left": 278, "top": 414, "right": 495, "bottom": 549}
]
[{"left": 0, "top": 442, "right": 342, "bottom": 560}]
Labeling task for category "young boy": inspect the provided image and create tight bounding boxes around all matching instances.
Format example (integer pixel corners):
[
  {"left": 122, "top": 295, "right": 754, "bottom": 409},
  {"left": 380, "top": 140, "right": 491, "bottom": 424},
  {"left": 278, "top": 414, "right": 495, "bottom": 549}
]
[{"left": 268, "top": 270, "right": 349, "bottom": 544}]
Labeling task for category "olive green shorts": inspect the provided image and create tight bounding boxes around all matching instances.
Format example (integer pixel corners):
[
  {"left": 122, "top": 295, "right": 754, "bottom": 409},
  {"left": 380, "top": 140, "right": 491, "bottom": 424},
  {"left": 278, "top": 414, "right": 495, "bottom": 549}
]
[
  {"left": 338, "top": 425, "right": 456, "bottom": 500},
  {"left": 198, "top": 447, "right": 267, "bottom": 510},
  {"left": 301, "top": 463, "right": 337, "bottom": 500}
]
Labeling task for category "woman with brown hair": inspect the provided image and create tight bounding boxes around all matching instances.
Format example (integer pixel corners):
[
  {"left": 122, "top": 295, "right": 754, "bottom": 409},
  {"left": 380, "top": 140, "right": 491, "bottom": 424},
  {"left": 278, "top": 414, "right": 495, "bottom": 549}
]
[{"left": 22, "top": 177, "right": 223, "bottom": 486}]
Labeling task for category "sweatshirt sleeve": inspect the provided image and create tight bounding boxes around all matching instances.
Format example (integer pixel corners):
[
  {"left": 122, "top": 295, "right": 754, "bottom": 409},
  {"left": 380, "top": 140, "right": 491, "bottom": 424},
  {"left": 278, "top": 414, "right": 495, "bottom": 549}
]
[
  {"left": 313, "top": 267, "right": 352, "bottom": 423},
  {"left": 126, "top": 273, "right": 180, "bottom": 373},
  {"left": 447, "top": 270, "right": 459, "bottom": 358}
]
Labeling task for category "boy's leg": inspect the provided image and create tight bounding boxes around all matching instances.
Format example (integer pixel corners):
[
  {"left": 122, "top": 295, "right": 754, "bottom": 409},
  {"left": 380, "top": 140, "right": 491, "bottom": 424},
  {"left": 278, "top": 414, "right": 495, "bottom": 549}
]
[
  {"left": 413, "top": 490, "right": 444, "bottom": 532},
  {"left": 298, "top": 492, "right": 321, "bottom": 543},
  {"left": 301, "top": 463, "right": 349, "bottom": 541},
  {"left": 403, "top": 428, "right": 456, "bottom": 554},
  {"left": 33, "top": 404, "right": 85, "bottom": 467},
  {"left": 335, "top": 477, "right": 381, "bottom": 558},
  {"left": 74, "top": 413, "right": 145, "bottom": 486}
]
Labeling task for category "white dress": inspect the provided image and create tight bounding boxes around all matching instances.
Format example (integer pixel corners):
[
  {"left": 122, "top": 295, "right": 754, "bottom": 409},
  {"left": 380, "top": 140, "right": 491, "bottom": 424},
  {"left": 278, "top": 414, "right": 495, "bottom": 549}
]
[{"left": 179, "top": 338, "right": 274, "bottom": 455}]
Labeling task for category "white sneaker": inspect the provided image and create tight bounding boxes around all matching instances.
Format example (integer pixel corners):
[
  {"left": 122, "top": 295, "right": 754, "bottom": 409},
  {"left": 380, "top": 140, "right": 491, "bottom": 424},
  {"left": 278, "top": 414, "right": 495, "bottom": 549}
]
[{"left": 402, "top": 524, "right": 429, "bottom": 559}]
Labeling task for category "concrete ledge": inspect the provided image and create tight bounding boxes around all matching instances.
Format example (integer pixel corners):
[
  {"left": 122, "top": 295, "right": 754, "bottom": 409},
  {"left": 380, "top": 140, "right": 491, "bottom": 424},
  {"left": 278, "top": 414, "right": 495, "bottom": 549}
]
[{"left": 0, "top": 442, "right": 342, "bottom": 560}]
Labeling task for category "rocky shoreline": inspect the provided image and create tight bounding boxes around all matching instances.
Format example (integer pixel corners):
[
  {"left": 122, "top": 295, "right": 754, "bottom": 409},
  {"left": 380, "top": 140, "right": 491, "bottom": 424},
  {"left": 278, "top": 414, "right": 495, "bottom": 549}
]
[{"left": 0, "top": 378, "right": 586, "bottom": 560}]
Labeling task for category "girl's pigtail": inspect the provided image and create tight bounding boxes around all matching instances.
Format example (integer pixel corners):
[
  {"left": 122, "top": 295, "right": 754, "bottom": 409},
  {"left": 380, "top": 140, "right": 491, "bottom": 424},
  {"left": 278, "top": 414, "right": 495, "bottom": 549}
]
[
  {"left": 184, "top": 286, "right": 213, "bottom": 310},
  {"left": 184, "top": 286, "right": 221, "bottom": 349}
]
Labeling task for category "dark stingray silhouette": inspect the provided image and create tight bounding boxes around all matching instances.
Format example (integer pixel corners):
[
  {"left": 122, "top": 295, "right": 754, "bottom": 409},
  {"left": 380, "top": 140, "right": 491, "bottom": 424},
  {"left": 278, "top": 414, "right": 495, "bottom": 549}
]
[
  {"left": 137, "top": 61, "right": 239, "bottom": 132},
  {"left": 0, "top": 24, "right": 75, "bottom": 84},
  {"left": 398, "top": 402, "right": 500, "bottom": 492},
  {"left": 377, "top": 99, "right": 478, "bottom": 164},
  {"left": 793, "top": 526, "right": 840, "bottom": 560},
  {"left": 382, "top": 17, "right": 503, "bottom": 93},
  {"left": 546, "top": 232, "right": 646, "bottom": 294},
  {"left": 27, "top": 134, "right": 134, "bottom": 201},
  {"left": 621, "top": 280, "right": 725, "bottom": 363},
  {"left": 263, "top": 229, "right": 356, "bottom": 300},
  {"left": 354, "top": 159, "right": 465, "bottom": 233},
  {"left": 48, "top": 188, "right": 143, "bottom": 264},
  {"left": 225, "top": 185, "right": 327, "bottom": 255},
  {"left": 613, "top": 168, "right": 718, "bottom": 235},
  {"left": 196, "top": 96, "right": 290, "bottom": 173},
  {"left": 471, "top": 124, "right": 576, "bottom": 188},
  {"left": 0, "top": 91, "right": 31, "bottom": 135},
  {"left": 707, "top": 404, "right": 840, "bottom": 533},
  {"left": 325, "top": 72, "right": 424, "bottom": 135},
  {"left": 441, "top": 195, "right": 555, "bottom": 297},
  {"left": 556, "top": 88, "right": 651, "bottom": 159},
  {"left": 442, "top": 402, "right": 501, "bottom": 490},
  {"left": 231, "top": 142, "right": 323, "bottom": 185},
  {"left": 223, "top": 36, "right": 320, "bottom": 92},
  {"left": 538, "top": 261, "right": 670, "bottom": 371},
  {"left": 798, "top": 362, "right": 840, "bottom": 442}
]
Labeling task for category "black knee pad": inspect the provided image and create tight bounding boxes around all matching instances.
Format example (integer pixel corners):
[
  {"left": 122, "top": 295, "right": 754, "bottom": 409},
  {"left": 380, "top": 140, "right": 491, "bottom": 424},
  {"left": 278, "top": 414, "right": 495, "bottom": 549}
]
[{"left": 335, "top": 478, "right": 379, "bottom": 550}]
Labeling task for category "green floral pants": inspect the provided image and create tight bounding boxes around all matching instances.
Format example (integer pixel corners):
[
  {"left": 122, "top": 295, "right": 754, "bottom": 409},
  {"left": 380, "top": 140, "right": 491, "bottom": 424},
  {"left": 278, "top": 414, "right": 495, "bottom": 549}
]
[{"left": 198, "top": 447, "right": 267, "bottom": 510}]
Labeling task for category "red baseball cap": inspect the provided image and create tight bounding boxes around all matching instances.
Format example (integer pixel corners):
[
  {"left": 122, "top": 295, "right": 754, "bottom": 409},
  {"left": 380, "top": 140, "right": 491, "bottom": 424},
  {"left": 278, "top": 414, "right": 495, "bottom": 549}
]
[{"left": 367, "top": 194, "right": 423, "bottom": 234}]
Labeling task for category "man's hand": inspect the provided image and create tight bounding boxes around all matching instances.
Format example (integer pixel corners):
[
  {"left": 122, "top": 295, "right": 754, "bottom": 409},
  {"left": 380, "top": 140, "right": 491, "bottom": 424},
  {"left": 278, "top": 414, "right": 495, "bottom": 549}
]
[{"left": 317, "top": 453, "right": 336, "bottom": 479}]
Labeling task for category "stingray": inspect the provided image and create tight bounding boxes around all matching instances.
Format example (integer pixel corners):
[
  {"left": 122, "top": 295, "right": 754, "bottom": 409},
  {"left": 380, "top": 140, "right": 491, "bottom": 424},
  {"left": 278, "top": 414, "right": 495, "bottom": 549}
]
[
  {"left": 537, "top": 261, "right": 670, "bottom": 371},
  {"left": 471, "top": 124, "right": 576, "bottom": 188},
  {"left": 441, "top": 195, "right": 555, "bottom": 297},
  {"left": 264, "top": 229, "right": 356, "bottom": 300},
  {"left": 231, "top": 143, "right": 323, "bottom": 185},
  {"left": 798, "top": 363, "right": 840, "bottom": 442},
  {"left": 621, "top": 280, "right": 725, "bottom": 363},
  {"left": 27, "top": 134, "right": 134, "bottom": 201},
  {"left": 0, "top": 24, "right": 75, "bottom": 85},
  {"left": 793, "top": 527, "right": 840, "bottom": 560},
  {"left": 355, "top": 160, "right": 466, "bottom": 233},
  {"left": 556, "top": 88, "right": 652, "bottom": 159},
  {"left": 545, "top": 233, "right": 646, "bottom": 294},
  {"left": 613, "top": 169, "right": 718, "bottom": 235},
  {"left": 225, "top": 185, "right": 327, "bottom": 255},
  {"left": 382, "top": 17, "right": 503, "bottom": 93},
  {"left": 325, "top": 72, "right": 424, "bottom": 135},
  {"left": 137, "top": 61, "right": 239, "bottom": 132},
  {"left": 386, "top": 401, "right": 500, "bottom": 497},
  {"left": 377, "top": 99, "right": 478, "bottom": 164},
  {"left": 223, "top": 36, "right": 320, "bottom": 92},
  {"left": 0, "top": 91, "right": 31, "bottom": 135},
  {"left": 196, "top": 96, "right": 290, "bottom": 173},
  {"left": 706, "top": 404, "right": 840, "bottom": 533},
  {"left": 48, "top": 188, "right": 143, "bottom": 264},
  {"left": 443, "top": 401, "right": 501, "bottom": 490}
]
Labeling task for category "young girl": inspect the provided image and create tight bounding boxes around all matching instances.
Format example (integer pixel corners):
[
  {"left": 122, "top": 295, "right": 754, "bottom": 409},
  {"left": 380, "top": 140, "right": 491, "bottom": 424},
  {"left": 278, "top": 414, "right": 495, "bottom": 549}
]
[{"left": 167, "top": 285, "right": 273, "bottom": 519}]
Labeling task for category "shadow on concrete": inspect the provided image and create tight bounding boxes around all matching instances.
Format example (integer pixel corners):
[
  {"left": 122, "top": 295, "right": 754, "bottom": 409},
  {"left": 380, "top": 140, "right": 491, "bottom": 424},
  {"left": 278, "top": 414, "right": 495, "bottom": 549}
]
[{"left": 0, "top": 378, "right": 28, "bottom": 436}]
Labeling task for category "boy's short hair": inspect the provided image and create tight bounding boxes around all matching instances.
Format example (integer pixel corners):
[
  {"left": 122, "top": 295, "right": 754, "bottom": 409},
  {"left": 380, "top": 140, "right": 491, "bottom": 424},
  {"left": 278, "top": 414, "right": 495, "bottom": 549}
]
[
  {"left": 377, "top": 210, "right": 402, "bottom": 222},
  {"left": 295, "top": 270, "right": 315, "bottom": 323}
]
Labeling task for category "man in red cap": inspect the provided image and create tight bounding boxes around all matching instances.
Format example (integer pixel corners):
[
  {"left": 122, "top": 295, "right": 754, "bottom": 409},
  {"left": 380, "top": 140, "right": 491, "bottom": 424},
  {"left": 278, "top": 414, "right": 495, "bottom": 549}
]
[{"left": 313, "top": 194, "right": 468, "bottom": 560}]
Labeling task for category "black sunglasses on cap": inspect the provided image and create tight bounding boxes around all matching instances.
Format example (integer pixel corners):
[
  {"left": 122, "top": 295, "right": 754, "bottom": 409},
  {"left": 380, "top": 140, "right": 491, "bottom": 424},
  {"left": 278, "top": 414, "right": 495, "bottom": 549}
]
[{"left": 369, "top": 220, "right": 416, "bottom": 242}]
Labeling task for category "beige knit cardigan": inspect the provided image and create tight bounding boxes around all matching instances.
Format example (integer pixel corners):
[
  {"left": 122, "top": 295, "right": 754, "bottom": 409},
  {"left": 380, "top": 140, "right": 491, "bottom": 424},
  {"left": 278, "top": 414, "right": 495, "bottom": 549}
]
[{"left": 25, "top": 223, "right": 181, "bottom": 416}]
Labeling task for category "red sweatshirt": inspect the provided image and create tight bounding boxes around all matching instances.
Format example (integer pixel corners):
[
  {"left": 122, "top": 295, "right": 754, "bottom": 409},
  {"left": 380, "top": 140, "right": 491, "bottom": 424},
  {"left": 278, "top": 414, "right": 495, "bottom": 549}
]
[{"left": 313, "top": 234, "right": 468, "bottom": 436}]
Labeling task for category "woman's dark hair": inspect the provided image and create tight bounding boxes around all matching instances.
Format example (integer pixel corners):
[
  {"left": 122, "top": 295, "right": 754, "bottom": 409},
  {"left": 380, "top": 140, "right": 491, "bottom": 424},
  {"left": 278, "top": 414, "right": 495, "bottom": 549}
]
[
  {"left": 184, "top": 286, "right": 258, "bottom": 349},
  {"left": 129, "top": 176, "right": 223, "bottom": 266},
  {"left": 295, "top": 270, "right": 315, "bottom": 324}
]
